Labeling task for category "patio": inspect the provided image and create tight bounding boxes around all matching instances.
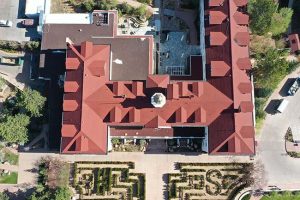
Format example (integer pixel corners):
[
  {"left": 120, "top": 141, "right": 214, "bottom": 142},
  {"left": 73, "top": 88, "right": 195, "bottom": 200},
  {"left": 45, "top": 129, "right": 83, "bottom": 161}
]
[{"left": 159, "top": 32, "right": 200, "bottom": 75}]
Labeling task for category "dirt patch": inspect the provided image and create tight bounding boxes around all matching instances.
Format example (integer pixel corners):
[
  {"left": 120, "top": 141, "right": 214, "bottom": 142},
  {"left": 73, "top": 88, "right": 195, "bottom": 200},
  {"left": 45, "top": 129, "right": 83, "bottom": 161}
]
[{"left": 51, "top": 0, "right": 75, "bottom": 13}]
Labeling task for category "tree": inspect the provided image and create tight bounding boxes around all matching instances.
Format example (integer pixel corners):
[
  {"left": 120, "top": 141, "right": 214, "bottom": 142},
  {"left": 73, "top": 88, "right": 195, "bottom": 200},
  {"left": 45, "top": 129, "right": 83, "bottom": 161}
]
[
  {"left": 253, "top": 48, "right": 290, "bottom": 89},
  {"left": 16, "top": 88, "right": 46, "bottom": 117},
  {"left": 249, "top": 34, "right": 275, "bottom": 55},
  {"left": 24, "top": 41, "right": 40, "bottom": 51},
  {"left": 248, "top": 0, "right": 277, "bottom": 35},
  {"left": 240, "top": 160, "right": 267, "bottom": 191},
  {"left": 0, "top": 114, "right": 30, "bottom": 144},
  {"left": 54, "top": 187, "right": 71, "bottom": 200},
  {"left": 118, "top": 2, "right": 134, "bottom": 15},
  {"left": 0, "top": 193, "right": 9, "bottom": 200},
  {"left": 82, "top": 0, "right": 95, "bottom": 12},
  {"left": 270, "top": 7, "right": 293, "bottom": 36},
  {"left": 133, "top": 5, "right": 147, "bottom": 19},
  {"left": 111, "top": 138, "right": 120, "bottom": 145}
]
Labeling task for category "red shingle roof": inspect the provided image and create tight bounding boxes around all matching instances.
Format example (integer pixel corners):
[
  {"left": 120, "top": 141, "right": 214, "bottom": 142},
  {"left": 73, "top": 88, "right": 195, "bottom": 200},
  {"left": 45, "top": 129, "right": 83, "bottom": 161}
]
[
  {"left": 209, "top": 11, "right": 227, "bottom": 25},
  {"left": 234, "top": 0, "right": 248, "bottom": 7},
  {"left": 61, "top": 124, "right": 78, "bottom": 137},
  {"left": 113, "top": 82, "right": 124, "bottom": 96},
  {"left": 289, "top": 34, "right": 300, "bottom": 53},
  {"left": 209, "top": 0, "right": 225, "bottom": 7},
  {"left": 129, "top": 108, "right": 140, "bottom": 123},
  {"left": 237, "top": 57, "right": 252, "bottom": 70},
  {"left": 65, "top": 58, "right": 80, "bottom": 70},
  {"left": 110, "top": 107, "right": 122, "bottom": 122},
  {"left": 59, "top": 4, "right": 255, "bottom": 155},
  {"left": 64, "top": 81, "right": 79, "bottom": 93},
  {"left": 233, "top": 12, "right": 249, "bottom": 25},
  {"left": 146, "top": 75, "right": 169, "bottom": 88},
  {"left": 167, "top": 83, "right": 179, "bottom": 100},
  {"left": 210, "top": 32, "right": 227, "bottom": 46},
  {"left": 210, "top": 61, "right": 230, "bottom": 76},
  {"left": 238, "top": 82, "right": 252, "bottom": 94},
  {"left": 175, "top": 107, "right": 187, "bottom": 123},
  {"left": 234, "top": 32, "right": 250, "bottom": 46},
  {"left": 239, "top": 101, "right": 253, "bottom": 112},
  {"left": 192, "top": 82, "right": 203, "bottom": 97},
  {"left": 132, "top": 81, "right": 144, "bottom": 96},
  {"left": 63, "top": 100, "right": 79, "bottom": 112},
  {"left": 195, "top": 107, "right": 206, "bottom": 123}
]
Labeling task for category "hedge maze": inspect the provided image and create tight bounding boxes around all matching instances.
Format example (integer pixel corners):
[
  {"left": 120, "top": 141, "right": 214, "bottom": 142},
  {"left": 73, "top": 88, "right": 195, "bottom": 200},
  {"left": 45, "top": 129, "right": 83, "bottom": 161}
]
[
  {"left": 73, "top": 161, "right": 145, "bottom": 200},
  {"left": 168, "top": 163, "right": 251, "bottom": 200}
]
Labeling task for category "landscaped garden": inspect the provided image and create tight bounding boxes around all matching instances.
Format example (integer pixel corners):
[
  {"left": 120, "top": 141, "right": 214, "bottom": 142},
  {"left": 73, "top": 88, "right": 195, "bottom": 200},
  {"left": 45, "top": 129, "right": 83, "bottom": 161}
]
[
  {"left": 167, "top": 163, "right": 253, "bottom": 200},
  {"left": 0, "top": 145, "right": 19, "bottom": 184},
  {"left": 73, "top": 161, "right": 145, "bottom": 200},
  {"left": 248, "top": 0, "right": 300, "bottom": 130},
  {"left": 111, "top": 138, "right": 147, "bottom": 152}
]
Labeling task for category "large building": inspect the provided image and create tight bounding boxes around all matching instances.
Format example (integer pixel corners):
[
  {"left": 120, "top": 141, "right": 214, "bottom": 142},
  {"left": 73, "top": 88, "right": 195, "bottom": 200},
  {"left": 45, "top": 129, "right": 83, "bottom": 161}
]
[{"left": 40, "top": 0, "right": 255, "bottom": 155}]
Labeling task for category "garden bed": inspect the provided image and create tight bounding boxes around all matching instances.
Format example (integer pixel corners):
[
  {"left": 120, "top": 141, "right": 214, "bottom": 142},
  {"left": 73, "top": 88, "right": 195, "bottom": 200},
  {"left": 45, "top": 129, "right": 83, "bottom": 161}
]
[
  {"left": 167, "top": 163, "right": 252, "bottom": 200},
  {"left": 73, "top": 161, "right": 145, "bottom": 200}
]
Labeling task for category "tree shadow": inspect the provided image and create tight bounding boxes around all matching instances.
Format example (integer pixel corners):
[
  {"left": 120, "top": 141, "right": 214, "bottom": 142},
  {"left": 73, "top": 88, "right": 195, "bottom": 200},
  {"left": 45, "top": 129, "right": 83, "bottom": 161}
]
[
  {"left": 3, "top": 187, "right": 35, "bottom": 200},
  {"left": 162, "top": 174, "right": 169, "bottom": 200}
]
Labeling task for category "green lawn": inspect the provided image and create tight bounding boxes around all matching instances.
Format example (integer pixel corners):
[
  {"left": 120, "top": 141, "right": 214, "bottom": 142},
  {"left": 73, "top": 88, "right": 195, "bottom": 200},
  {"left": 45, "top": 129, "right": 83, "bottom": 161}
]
[
  {"left": 241, "top": 194, "right": 251, "bottom": 200},
  {"left": 0, "top": 172, "right": 18, "bottom": 184},
  {"left": 2, "top": 149, "right": 18, "bottom": 165},
  {"left": 261, "top": 191, "right": 300, "bottom": 200}
]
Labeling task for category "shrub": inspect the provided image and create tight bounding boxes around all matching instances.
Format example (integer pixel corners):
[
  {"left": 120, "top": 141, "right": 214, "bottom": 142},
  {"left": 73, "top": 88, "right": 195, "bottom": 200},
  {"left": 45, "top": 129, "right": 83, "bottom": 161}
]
[
  {"left": 255, "top": 88, "right": 273, "bottom": 98},
  {"left": 82, "top": 0, "right": 95, "bottom": 12}
]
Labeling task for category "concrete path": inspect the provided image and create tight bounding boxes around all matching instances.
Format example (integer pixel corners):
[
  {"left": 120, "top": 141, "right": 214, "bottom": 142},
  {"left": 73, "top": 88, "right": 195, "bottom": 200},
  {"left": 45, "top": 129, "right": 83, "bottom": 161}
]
[
  {"left": 257, "top": 66, "right": 300, "bottom": 190},
  {"left": 0, "top": 164, "right": 18, "bottom": 172},
  {"left": 17, "top": 152, "right": 251, "bottom": 200}
]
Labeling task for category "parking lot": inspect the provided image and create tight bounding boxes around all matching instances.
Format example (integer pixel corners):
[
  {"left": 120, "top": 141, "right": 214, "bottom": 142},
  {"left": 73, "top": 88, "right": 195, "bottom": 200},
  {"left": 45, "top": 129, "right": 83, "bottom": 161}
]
[
  {"left": 257, "top": 67, "right": 300, "bottom": 190},
  {"left": 0, "top": 0, "right": 39, "bottom": 41}
]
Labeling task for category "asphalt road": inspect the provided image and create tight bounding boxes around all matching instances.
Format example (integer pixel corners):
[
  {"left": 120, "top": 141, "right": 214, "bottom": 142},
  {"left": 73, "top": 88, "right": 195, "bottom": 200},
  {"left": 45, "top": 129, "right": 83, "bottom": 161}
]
[
  {"left": 0, "top": 0, "right": 39, "bottom": 41},
  {"left": 257, "top": 68, "right": 300, "bottom": 190}
]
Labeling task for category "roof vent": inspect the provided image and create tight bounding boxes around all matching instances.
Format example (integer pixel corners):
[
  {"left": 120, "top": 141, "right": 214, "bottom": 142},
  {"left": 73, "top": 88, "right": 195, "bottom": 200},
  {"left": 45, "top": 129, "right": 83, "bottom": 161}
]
[{"left": 151, "top": 93, "right": 166, "bottom": 108}]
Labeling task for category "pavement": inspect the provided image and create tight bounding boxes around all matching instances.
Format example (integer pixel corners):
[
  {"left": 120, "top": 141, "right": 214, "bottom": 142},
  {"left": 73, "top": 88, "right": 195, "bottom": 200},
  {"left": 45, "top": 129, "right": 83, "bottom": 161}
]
[
  {"left": 0, "top": 51, "right": 32, "bottom": 90},
  {"left": 257, "top": 67, "right": 300, "bottom": 190},
  {"left": 13, "top": 152, "right": 252, "bottom": 200},
  {"left": 0, "top": 0, "right": 39, "bottom": 41}
]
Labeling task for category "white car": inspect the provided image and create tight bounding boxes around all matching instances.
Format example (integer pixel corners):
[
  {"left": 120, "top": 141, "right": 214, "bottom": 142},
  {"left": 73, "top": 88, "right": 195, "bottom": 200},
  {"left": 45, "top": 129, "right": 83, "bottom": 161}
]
[{"left": 0, "top": 20, "right": 13, "bottom": 27}]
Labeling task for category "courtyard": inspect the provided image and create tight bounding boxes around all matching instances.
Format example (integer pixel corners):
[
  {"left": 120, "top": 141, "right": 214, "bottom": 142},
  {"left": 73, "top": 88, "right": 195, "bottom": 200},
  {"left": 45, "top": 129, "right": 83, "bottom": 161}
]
[{"left": 12, "top": 152, "right": 251, "bottom": 200}]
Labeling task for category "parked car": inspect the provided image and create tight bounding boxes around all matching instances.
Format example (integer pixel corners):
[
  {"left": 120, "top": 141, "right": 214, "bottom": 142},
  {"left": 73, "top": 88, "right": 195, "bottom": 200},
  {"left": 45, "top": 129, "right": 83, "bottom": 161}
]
[
  {"left": 276, "top": 99, "right": 289, "bottom": 113},
  {"left": 21, "top": 19, "right": 34, "bottom": 27},
  {"left": 0, "top": 56, "right": 24, "bottom": 66},
  {"left": 0, "top": 20, "right": 12, "bottom": 27},
  {"left": 288, "top": 77, "right": 300, "bottom": 96}
]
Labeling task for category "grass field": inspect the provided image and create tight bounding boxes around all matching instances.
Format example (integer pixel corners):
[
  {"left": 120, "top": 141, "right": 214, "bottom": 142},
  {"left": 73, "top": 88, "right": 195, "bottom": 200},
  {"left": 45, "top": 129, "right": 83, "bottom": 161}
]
[
  {"left": 0, "top": 172, "right": 18, "bottom": 184},
  {"left": 3, "top": 149, "right": 18, "bottom": 165}
]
